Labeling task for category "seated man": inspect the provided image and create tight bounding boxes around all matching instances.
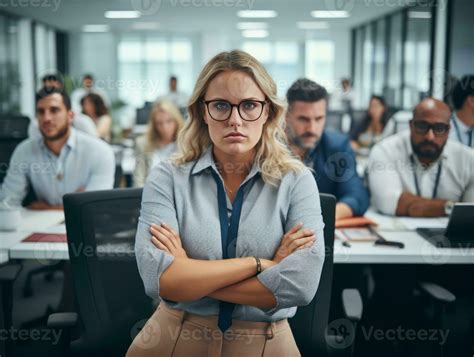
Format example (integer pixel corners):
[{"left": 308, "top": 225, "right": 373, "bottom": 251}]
[
  {"left": 0, "top": 87, "right": 115, "bottom": 209},
  {"left": 368, "top": 97, "right": 474, "bottom": 217},
  {"left": 450, "top": 74, "right": 474, "bottom": 148},
  {"left": 286, "top": 78, "right": 370, "bottom": 220}
]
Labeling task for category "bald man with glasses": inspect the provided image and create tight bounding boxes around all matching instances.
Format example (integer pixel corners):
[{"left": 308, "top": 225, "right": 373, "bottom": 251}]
[{"left": 368, "top": 97, "right": 474, "bottom": 217}]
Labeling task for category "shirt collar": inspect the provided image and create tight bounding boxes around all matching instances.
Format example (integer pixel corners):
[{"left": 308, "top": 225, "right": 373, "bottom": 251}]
[
  {"left": 191, "top": 146, "right": 261, "bottom": 182},
  {"left": 454, "top": 113, "right": 472, "bottom": 133}
]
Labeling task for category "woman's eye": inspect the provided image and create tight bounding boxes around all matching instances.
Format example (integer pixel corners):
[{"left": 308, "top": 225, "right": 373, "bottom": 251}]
[
  {"left": 242, "top": 101, "right": 257, "bottom": 110},
  {"left": 213, "top": 102, "right": 230, "bottom": 111}
]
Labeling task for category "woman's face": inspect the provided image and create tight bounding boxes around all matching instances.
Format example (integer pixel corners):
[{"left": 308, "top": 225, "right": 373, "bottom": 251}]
[
  {"left": 203, "top": 70, "right": 268, "bottom": 157},
  {"left": 368, "top": 98, "right": 385, "bottom": 121},
  {"left": 154, "top": 108, "right": 176, "bottom": 143},
  {"left": 82, "top": 98, "right": 96, "bottom": 118}
]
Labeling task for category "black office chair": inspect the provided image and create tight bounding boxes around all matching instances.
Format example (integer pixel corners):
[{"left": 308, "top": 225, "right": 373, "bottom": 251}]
[
  {"left": 0, "top": 114, "right": 30, "bottom": 183},
  {"left": 47, "top": 188, "right": 154, "bottom": 356},
  {"left": 289, "top": 193, "right": 363, "bottom": 357}
]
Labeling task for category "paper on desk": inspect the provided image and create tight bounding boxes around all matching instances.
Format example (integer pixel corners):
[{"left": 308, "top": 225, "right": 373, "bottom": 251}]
[
  {"left": 20, "top": 209, "right": 65, "bottom": 231},
  {"left": 397, "top": 217, "right": 449, "bottom": 231}
]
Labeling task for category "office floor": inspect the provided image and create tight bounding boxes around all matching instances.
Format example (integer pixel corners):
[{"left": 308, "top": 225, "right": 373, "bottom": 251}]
[{"left": 11, "top": 260, "right": 64, "bottom": 357}]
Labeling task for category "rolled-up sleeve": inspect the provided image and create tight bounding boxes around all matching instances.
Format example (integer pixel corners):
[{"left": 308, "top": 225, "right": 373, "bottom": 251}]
[
  {"left": 367, "top": 144, "right": 403, "bottom": 215},
  {"left": 135, "top": 161, "right": 178, "bottom": 300},
  {"left": 257, "top": 169, "right": 325, "bottom": 314}
]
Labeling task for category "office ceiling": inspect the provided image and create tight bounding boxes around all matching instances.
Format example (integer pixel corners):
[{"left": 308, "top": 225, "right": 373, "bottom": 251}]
[{"left": 4, "top": 0, "right": 414, "bottom": 38}]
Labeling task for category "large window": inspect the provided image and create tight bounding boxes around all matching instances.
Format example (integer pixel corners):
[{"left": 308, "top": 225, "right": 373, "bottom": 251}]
[
  {"left": 34, "top": 23, "right": 57, "bottom": 89},
  {"left": 118, "top": 36, "right": 194, "bottom": 108},
  {"left": 0, "top": 14, "right": 20, "bottom": 113},
  {"left": 351, "top": 2, "right": 434, "bottom": 110},
  {"left": 305, "top": 41, "right": 335, "bottom": 93},
  {"left": 242, "top": 41, "right": 302, "bottom": 96},
  {"left": 403, "top": 6, "right": 432, "bottom": 108}
]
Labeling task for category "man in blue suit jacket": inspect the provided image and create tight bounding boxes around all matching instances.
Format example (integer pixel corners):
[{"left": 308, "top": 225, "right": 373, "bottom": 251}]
[{"left": 286, "top": 79, "right": 369, "bottom": 220}]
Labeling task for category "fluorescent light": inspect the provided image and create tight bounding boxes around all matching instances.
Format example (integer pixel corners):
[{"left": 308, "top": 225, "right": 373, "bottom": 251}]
[
  {"left": 311, "top": 10, "right": 350, "bottom": 18},
  {"left": 242, "top": 30, "right": 269, "bottom": 38},
  {"left": 236, "top": 22, "right": 268, "bottom": 30},
  {"left": 82, "top": 25, "right": 110, "bottom": 32},
  {"left": 132, "top": 22, "right": 160, "bottom": 30},
  {"left": 237, "top": 10, "right": 277, "bottom": 18},
  {"left": 105, "top": 11, "right": 141, "bottom": 19},
  {"left": 297, "top": 21, "right": 330, "bottom": 30},
  {"left": 408, "top": 11, "right": 432, "bottom": 19}
]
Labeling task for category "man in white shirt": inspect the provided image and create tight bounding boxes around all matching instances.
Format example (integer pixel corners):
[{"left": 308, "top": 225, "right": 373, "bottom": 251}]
[
  {"left": 368, "top": 97, "right": 474, "bottom": 217},
  {"left": 157, "top": 76, "right": 188, "bottom": 110},
  {"left": 450, "top": 74, "right": 474, "bottom": 148},
  {"left": 70, "top": 74, "right": 110, "bottom": 114},
  {"left": 0, "top": 87, "right": 115, "bottom": 209}
]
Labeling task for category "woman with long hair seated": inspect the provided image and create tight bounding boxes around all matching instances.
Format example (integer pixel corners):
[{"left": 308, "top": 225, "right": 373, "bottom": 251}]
[
  {"left": 133, "top": 100, "right": 184, "bottom": 187},
  {"left": 350, "top": 94, "right": 390, "bottom": 153},
  {"left": 127, "top": 50, "right": 325, "bottom": 357},
  {"left": 80, "top": 92, "right": 113, "bottom": 142}
]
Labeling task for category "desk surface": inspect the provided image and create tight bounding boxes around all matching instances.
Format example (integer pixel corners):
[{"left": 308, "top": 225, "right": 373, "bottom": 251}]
[{"left": 1, "top": 208, "right": 473, "bottom": 265}]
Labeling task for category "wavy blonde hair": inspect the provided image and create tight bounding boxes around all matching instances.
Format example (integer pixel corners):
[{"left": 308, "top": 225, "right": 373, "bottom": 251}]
[
  {"left": 172, "top": 50, "right": 305, "bottom": 186},
  {"left": 145, "top": 100, "right": 184, "bottom": 152}
]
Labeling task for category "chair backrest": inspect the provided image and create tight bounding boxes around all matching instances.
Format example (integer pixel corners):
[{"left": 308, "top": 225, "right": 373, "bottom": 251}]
[
  {"left": 289, "top": 193, "right": 336, "bottom": 357},
  {"left": 0, "top": 114, "right": 30, "bottom": 184},
  {"left": 63, "top": 188, "right": 153, "bottom": 353}
]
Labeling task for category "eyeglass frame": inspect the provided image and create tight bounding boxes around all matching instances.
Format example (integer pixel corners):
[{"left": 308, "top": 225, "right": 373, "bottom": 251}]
[
  {"left": 203, "top": 99, "right": 267, "bottom": 122},
  {"left": 410, "top": 119, "right": 450, "bottom": 137}
]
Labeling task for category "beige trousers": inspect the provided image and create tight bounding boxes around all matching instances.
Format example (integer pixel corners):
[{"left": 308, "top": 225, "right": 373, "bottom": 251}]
[{"left": 127, "top": 303, "right": 301, "bottom": 357}]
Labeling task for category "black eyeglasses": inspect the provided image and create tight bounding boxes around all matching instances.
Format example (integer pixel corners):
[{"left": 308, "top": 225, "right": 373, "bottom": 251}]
[
  {"left": 203, "top": 99, "right": 267, "bottom": 122},
  {"left": 411, "top": 120, "right": 450, "bottom": 137}
]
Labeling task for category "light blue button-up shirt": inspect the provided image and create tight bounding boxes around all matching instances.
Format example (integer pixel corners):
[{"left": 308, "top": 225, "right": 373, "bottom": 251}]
[
  {"left": 0, "top": 128, "right": 115, "bottom": 206},
  {"left": 135, "top": 147, "right": 325, "bottom": 322},
  {"left": 450, "top": 114, "right": 473, "bottom": 148}
]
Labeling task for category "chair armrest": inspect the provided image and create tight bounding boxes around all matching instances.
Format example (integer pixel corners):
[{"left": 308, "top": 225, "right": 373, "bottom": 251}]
[
  {"left": 418, "top": 282, "right": 456, "bottom": 304},
  {"left": 0, "top": 264, "right": 22, "bottom": 282},
  {"left": 342, "top": 289, "right": 363, "bottom": 322},
  {"left": 47, "top": 313, "right": 78, "bottom": 329}
]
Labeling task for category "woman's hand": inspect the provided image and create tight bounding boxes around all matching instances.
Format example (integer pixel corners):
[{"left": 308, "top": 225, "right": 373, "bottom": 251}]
[
  {"left": 150, "top": 223, "right": 188, "bottom": 259},
  {"left": 272, "top": 223, "right": 315, "bottom": 263}
]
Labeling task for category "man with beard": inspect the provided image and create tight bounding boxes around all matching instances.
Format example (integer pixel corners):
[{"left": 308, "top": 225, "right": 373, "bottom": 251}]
[
  {"left": 368, "top": 97, "right": 474, "bottom": 217},
  {"left": 0, "top": 87, "right": 115, "bottom": 209},
  {"left": 285, "top": 78, "right": 369, "bottom": 220}
]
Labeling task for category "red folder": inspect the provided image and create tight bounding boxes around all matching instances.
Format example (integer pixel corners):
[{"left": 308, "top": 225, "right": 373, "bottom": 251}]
[{"left": 22, "top": 233, "right": 67, "bottom": 243}]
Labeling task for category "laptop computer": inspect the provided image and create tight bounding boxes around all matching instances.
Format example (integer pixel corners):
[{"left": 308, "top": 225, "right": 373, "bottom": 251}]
[{"left": 416, "top": 203, "right": 474, "bottom": 248}]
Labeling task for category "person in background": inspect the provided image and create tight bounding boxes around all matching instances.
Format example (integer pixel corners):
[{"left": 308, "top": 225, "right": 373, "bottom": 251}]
[
  {"left": 81, "top": 93, "right": 113, "bottom": 142},
  {"left": 350, "top": 95, "right": 390, "bottom": 153},
  {"left": 157, "top": 75, "right": 189, "bottom": 111},
  {"left": 0, "top": 87, "right": 115, "bottom": 209},
  {"left": 70, "top": 73, "right": 110, "bottom": 114},
  {"left": 285, "top": 78, "right": 369, "bottom": 220},
  {"left": 368, "top": 97, "right": 474, "bottom": 217},
  {"left": 329, "top": 77, "right": 354, "bottom": 112},
  {"left": 450, "top": 74, "right": 474, "bottom": 148},
  {"left": 133, "top": 100, "right": 184, "bottom": 187},
  {"left": 29, "top": 75, "right": 98, "bottom": 138}
]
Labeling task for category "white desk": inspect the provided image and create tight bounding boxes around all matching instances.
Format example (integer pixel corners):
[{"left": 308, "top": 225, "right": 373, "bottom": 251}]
[
  {"left": 0, "top": 208, "right": 67, "bottom": 263},
  {"left": 2, "top": 209, "right": 474, "bottom": 265}
]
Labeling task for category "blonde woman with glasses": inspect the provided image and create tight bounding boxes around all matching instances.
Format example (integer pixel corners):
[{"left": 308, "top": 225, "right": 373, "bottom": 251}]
[
  {"left": 133, "top": 100, "right": 184, "bottom": 187},
  {"left": 128, "top": 50, "right": 325, "bottom": 357}
]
